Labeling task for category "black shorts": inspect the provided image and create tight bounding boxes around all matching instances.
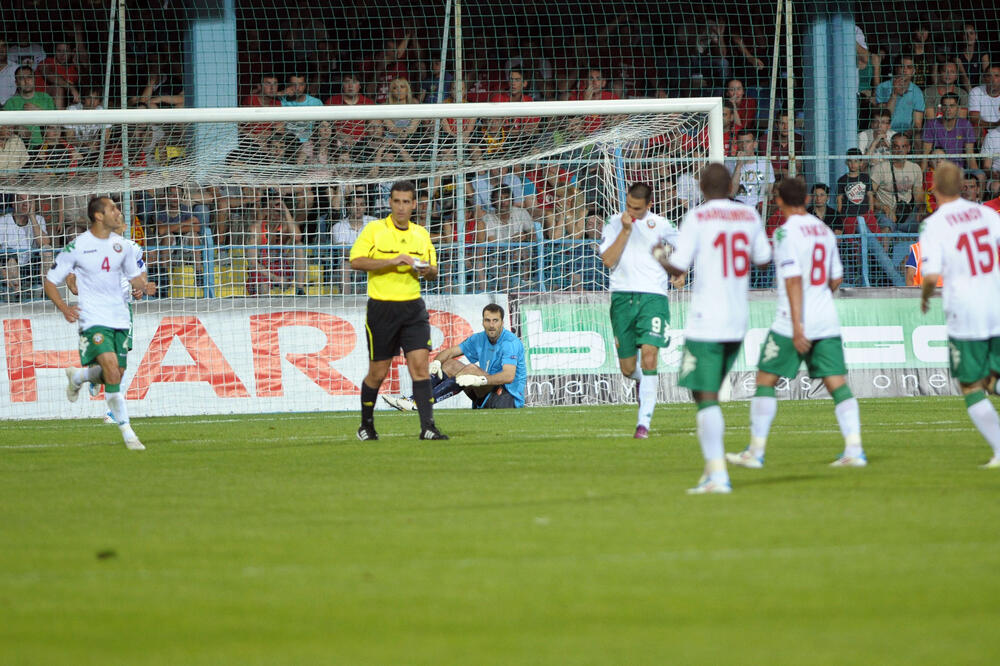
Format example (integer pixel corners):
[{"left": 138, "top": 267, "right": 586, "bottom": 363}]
[
  {"left": 468, "top": 385, "right": 518, "bottom": 409},
  {"left": 366, "top": 297, "right": 432, "bottom": 361}
]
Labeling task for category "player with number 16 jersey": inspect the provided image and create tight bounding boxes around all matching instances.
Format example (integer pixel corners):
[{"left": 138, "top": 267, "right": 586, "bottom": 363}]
[{"left": 658, "top": 163, "right": 771, "bottom": 494}]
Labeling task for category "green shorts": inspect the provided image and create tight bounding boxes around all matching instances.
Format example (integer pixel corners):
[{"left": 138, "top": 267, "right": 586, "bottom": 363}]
[
  {"left": 678, "top": 339, "right": 743, "bottom": 392},
  {"left": 79, "top": 326, "right": 130, "bottom": 370},
  {"left": 610, "top": 292, "right": 671, "bottom": 359},
  {"left": 756, "top": 331, "right": 847, "bottom": 378},
  {"left": 125, "top": 302, "right": 134, "bottom": 352},
  {"left": 948, "top": 337, "right": 1000, "bottom": 385}
]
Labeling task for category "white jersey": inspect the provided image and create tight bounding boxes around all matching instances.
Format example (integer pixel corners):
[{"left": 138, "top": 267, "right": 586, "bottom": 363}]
[
  {"left": 919, "top": 198, "right": 1000, "bottom": 339},
  {"left": 771, "top": 214, "right": 844, "bottom": 340},
  {"left": 599, "top": 210, "right": 679, "bottom": 297},
  {"left": 46, "top": 231, "right": 143, "bottom": 331},
  {"left": 668, "top": 199, "right": 771, "bottom": 341},
  {"left": 119, "top": 238, "right": 146, "bottom": 305}
]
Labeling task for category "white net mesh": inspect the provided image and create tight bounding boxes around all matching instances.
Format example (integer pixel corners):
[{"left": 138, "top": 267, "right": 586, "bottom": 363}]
[{"left": 0, "top": 101, "right": 715, "bottom": 416}]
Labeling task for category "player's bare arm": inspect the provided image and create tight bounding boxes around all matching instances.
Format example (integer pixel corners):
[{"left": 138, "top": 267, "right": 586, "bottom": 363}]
[
  {"left": 829, "top": 277, "right": 843, "bottom": 293},
  {"left": 432, "top": 345, "right": 463, "bottom": 364},
  {"left": 784, "top": 276, "right": 812, "bottom": 353},
  {"left": 599, "top": 212, "right": 633, "bottom": 268},
  {"left": 351, "top": 254, "right": 416, "bottom": 271},
  {"left": 919, "top": 273, "right": 940, "bottom": 313},
  {"left": 43, "top": 278, "right": 80, "bottom": 323}
]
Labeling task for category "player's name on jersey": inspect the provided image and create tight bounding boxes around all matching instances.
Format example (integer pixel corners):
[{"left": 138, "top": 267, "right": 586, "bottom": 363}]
[
  {"left": 943, "top": 208, "right": 985, "bottom": 225},
  {"left": 694, "top": 208, "right": 757, "bottom": 222}
]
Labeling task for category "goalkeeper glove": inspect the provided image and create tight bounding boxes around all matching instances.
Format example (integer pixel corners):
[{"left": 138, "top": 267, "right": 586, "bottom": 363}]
[
  {"left": 455, "top": 374, "right": 488, "bottom": 387},
  {"left": 428, "top": 359, "right": 443, "bottom": 379}
]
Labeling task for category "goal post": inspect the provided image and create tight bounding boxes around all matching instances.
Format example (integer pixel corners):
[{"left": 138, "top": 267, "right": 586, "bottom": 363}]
[{"left": 0, "top": 98, "right": 722, "bottom": 417}]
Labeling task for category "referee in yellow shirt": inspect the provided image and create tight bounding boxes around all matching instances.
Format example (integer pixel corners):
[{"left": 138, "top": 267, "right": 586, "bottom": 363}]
[{"left": 350, "top": 180, "right": 449, "bottom": 440}]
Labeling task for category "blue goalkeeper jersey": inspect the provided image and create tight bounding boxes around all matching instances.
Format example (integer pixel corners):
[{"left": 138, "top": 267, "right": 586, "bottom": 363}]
[{"left": 459, "top": 329, "right": 527, "bottom": 407}]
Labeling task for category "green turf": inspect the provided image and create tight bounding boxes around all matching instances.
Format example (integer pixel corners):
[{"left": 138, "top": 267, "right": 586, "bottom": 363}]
[{"left": 2, "top": 397, "right": 999, "bottom": 664}]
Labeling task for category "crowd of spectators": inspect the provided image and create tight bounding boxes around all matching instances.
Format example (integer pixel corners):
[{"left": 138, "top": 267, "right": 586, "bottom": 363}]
[{"left": 1, "top": 4, "right": 999, "bottom": 298}]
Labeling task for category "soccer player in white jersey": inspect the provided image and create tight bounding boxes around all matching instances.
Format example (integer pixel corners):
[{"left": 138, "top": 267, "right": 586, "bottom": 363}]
[
  {"left": 599, "top": 182, "right": 683, "bottom": 439},
  {"left": 656, "top": 164, "right": 772, "bottom": 494},
  {"left": 42, "top": 197, "right": 149, "bottom": 450},
  {"left": 918, "top": 161, "right": 1000, "bottom": 468},
  {"left": 728, "top": 177, "right": 867, "bottom": 470},
  {"left": 67, "top": 209, "right": 156, "bottom": 423}
]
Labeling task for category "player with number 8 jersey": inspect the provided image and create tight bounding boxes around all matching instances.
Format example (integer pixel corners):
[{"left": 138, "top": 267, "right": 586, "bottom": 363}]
[{"left": 729, "top": 177, "right": 867, "bottom": 472}]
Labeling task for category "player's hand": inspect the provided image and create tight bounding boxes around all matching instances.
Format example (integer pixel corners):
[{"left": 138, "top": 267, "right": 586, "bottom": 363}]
[
  {"left": 456, "top": 374, "right": 488, "bottom": 387},
  {"left": 621, "top": 211, "right": 634, "bottom": 230},
  {"left": 793, "top": 326, "right": 811, "bottom": 354},
  {"left": 651, "top": 242, "right": 673, "bottom": 268},
  {"left": 391, "top": 254, "right": 415, "bottom": 266},
  {"left": 429, "top": 359, "right": 443, "bottom": 379},
  {"left": 62, "top": 305, "right": 80, "bottom": 323},
  {"left": 920, "top": 296, "right": 930, "bottom": 314},
  {"left": 669, "top": 273, "right": 686, "bottom": 289}
]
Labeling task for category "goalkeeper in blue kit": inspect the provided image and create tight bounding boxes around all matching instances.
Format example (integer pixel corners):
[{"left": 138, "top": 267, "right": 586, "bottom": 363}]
[{"left": 384, "top": 303, "right": 527, "bottom": 410}]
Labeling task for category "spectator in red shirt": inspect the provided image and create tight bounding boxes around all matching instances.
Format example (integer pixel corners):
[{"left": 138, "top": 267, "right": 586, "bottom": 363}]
[
  {"left": 240, "top": 73, "right": 282, "bottom": 138},
  {"left": 568, "top": 67, "right": 620, "bottom": 132},
  {"left": 726, "top": 78, "right": 757, "bottom": 131},
  {"left": 36, "top": 41, "right": 81, "bottom": 109},
  {"left": 489, "top": 68, "right": 540, "bottom": 139},
  {"left": 361, "top": 33, "right": 411, "bottom": 104},
  {"left": 324, "top": 73, "right": 375, "bottom": 148}
]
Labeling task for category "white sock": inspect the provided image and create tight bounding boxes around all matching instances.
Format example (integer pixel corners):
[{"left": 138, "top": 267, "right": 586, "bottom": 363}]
[
  {"left": 749, "top": 396, "right": 777, "bottom": 454},
  {"left": 106, "top": 390, "right": 130, "bottom": 426},
  {"left": 628, "top": 366, "right": 642, "bottom": 382},
  {"left": 835, "top": 398, "right": 864, "bottom": 457},
  {"left": 697, "top": 405, "right": 729, "bottom": 484},
  {"left": 968, "top": 399, "right": 1000, "bottom": 456},
  {"left": 73, "top": 366, "right": 103, "bottom": 386},
  {"left": 637, "top": 372, "right": 657, "bottom": 428}
]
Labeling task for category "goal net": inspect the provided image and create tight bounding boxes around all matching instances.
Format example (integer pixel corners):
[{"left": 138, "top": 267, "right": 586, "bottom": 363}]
[{"left": 0, "top": 99, "right": 721, "bottom": 417}]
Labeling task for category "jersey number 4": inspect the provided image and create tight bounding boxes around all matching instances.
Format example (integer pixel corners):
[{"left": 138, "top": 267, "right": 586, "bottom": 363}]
[
  {"left": 956, "top": 228, "right": 995, "bottom": 276},
  {"left": 100, "top": 257, "right": 111, "bottom": 272},
  {"left": 712, "top": 232, "right": 750, "bottom": 277}
]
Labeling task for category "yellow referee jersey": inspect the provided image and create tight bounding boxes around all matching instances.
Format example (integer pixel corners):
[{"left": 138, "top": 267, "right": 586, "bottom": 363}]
[{"left": 349, "top": 215, "right": 437, "bottom": 301}]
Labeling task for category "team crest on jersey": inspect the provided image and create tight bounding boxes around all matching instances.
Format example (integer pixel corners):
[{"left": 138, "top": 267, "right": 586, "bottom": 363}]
[
  {"left": 93, "top": 333, "right": 104, "bottom": 345},
  {"left": 762, "top": 336, "right": 781, "bottom": 362},
  {"left": 113, "top": 243, "right": 122, "bottom": 253},
  {"left": 646, "top": 219, "right": 656, "bottom": 229}
]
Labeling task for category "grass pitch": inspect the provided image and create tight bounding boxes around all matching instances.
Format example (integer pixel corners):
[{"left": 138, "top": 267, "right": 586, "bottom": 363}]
[{"left": 2, "top": 397, "right": 999, "bottom": 665}]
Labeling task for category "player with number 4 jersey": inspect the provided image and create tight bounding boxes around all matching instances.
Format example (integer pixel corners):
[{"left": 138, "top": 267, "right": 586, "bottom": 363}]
[
  {"left": 918, "top": 161, "right": 1000, "bottom": 468},
  {"left": 658, "top": 164, "right": 771, "bottom": 494},
  {"left": 599, "top": 182, "right": 682, "bottom": 440},
  {"left": 729, "top": 177, "right": 867, "bottom": 472}
]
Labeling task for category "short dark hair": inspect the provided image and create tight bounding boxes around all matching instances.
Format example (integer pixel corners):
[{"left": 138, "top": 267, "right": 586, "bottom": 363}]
[
  {"left": 941, "top": 92, "right": 961, "bottom": 105},
  {"left": 723, "top": 100, "right": 737, "bottom": 113},
  {"left": 738, "top": 129, "right": 757, "bottom": 141},
  {"left": 812, "top": 183, "right": 829, "bottom": 194},
  {"left": 700, "top": 163, "right": 731, "bottom": 199},
  {"left": 390, "top": 180, "right": 417, "bottom": 198},
  {"left": 508, "top": 67, "right": 525, "bottom": 80},
  {"left": 777, "top": 177, "right": 807, "bottom": 207},
  {"left": 846, "top": 147, "right": 862, "bottom": 157},
  {"left": 627, "top": 182, "right": 653, "bottom": 203},
  {"left": 874, "top": 109, "right": 891, "bottom": 120},
  {"left": 14, "top": 64, "right": 33, "bottom": 79},
  {"left": 493, "top": 185, "right": 513, "bottom": 204},
  {"left": 483, "top": 303, "right": 505, "bottom": 319},
  {"left": 87, "top": 196, "right": 110, "bottom": 223}
]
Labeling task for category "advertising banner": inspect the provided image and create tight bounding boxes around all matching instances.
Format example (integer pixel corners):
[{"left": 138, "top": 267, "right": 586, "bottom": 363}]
[
  {"left": 513, "top": 293, "right": 957, "bottom": 404},
  {"left": 1, "top": 291, "right": 959, "bottom": 419},
  {"left": 1, "top": 295, "right": 501, "bottom": 419}
]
